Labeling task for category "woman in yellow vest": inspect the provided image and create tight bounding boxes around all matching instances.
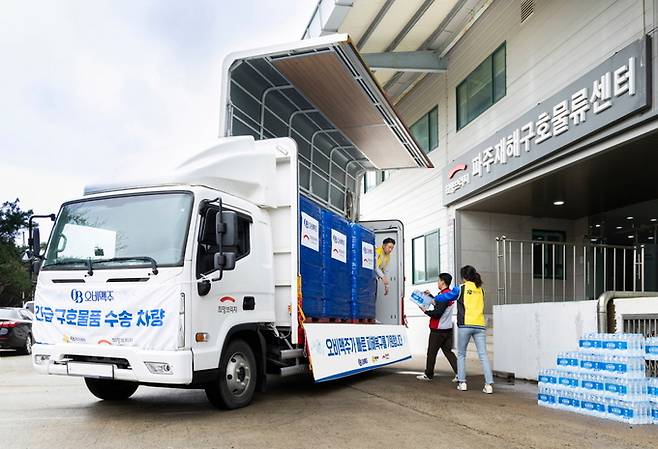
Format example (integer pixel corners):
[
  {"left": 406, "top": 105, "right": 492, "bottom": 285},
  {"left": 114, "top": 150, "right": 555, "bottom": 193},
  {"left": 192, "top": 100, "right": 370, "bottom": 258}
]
[
  {"left": 375, "top": 238, "right": 395, "bottom": 295},
  {"left": 432, "top": 265, "right": 493, "bottom": 394}
]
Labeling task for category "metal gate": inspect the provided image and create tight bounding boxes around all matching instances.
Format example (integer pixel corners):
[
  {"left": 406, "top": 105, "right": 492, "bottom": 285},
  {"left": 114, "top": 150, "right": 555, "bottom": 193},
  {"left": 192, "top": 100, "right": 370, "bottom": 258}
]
[
  {"left": 623, "top": 314, "right": 658, "bottom": 377},
  {"left": 495, "top": 236, "right": 646, "bottom": 305}
]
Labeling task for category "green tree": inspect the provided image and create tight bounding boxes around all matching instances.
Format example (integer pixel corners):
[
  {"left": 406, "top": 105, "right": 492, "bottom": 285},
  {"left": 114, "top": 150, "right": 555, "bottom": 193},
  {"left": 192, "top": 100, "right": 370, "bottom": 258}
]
[{"left": 0, "top": 199, "right": 33, "bottom": 307}]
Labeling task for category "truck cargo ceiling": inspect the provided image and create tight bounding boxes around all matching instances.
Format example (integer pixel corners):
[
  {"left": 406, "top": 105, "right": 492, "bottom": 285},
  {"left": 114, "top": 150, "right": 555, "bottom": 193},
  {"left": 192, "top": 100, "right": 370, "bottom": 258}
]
[{"left": 221, "top": 34, "right": 432, "bottom": 214}]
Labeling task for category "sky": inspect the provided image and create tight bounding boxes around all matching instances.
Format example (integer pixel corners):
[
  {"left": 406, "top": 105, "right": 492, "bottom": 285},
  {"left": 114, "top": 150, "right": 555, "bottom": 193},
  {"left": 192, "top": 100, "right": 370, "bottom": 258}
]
[{"left": 0, "top": 0, "right": 317, "bottom": 241}]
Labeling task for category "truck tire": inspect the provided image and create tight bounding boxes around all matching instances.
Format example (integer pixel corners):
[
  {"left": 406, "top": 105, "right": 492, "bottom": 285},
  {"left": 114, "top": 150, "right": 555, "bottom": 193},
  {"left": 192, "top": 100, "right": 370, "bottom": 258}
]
[
  {"left": 84, "top": 378, "right": 139, "bottom": 401},
  {"left": 205, "top": 339, "right": 257, "bottom": 409}
]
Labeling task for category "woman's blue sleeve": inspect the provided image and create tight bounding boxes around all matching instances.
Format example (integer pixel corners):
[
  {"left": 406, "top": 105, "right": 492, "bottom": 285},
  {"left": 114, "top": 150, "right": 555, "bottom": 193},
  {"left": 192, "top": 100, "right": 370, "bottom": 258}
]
[{"left": 434, "top": 285, "right": 461, "bottom": 302}]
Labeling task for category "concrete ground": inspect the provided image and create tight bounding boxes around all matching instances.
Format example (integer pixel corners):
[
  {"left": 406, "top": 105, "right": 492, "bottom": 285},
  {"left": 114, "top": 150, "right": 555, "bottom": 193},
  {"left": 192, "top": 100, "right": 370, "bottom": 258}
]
[{"left": 1, "top": 349, "right": 657, "bottom": 449}]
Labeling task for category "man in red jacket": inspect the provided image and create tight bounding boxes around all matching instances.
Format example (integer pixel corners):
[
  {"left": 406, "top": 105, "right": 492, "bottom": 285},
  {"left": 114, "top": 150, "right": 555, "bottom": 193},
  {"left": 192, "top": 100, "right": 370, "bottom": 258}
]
[{"left": 416, "top": 273, "right": 458, "bottom": 381}]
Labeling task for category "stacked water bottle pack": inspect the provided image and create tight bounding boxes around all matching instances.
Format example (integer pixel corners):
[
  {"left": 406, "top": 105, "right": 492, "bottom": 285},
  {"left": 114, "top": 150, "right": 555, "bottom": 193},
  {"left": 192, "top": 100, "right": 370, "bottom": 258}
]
[{"left": 538, "top": 333, "right": 657, "bottom": 425}]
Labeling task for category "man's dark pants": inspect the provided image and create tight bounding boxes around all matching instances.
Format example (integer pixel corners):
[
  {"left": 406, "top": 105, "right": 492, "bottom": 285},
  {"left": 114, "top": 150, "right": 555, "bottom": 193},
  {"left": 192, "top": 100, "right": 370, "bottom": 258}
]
[{"left": 425, "top": 329, "right": 458, "bottom": 378}]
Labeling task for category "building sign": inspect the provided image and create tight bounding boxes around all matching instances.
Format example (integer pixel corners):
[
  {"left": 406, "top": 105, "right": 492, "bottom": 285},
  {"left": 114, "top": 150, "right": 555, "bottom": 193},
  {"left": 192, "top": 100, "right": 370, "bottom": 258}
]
[{"left": 442, "top": 37, "right": 651, "bottom": 204}]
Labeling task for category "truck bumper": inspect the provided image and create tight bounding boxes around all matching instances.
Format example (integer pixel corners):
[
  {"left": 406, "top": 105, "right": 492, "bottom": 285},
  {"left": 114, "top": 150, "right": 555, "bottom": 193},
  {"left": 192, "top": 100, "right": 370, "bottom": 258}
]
[{"left": 32, "top": 343, "right": 193, "bottom": 385}]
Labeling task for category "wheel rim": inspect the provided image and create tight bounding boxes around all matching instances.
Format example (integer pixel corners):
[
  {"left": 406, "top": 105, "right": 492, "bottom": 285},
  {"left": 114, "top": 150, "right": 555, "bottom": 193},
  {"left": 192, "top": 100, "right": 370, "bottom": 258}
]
[
  {"left": 225, "top": 351, "right": 251, "bottom": 398},
  {"left": 25, "top": 336, "right": 32, "bottom": 354}
]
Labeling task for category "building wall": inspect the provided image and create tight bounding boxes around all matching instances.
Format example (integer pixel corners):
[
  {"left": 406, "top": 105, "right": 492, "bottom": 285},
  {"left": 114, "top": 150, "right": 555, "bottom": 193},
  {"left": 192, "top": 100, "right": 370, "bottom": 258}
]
[
  {"left": 359, "top": 0, "right": 648, "bottom": 352},
  {"left": 445, "top": 0, "right": 646, "bottom": 161}
]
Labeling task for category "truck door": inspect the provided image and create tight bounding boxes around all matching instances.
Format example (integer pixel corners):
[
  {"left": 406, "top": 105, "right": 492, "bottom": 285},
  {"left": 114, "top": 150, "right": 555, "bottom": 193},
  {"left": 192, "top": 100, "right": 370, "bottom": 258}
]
[
  {"left": 359, "top": 220, "right": 404, "bottom": 325},
  {"left": 191, "top": 196, "right": 273, "bottom": 372}
]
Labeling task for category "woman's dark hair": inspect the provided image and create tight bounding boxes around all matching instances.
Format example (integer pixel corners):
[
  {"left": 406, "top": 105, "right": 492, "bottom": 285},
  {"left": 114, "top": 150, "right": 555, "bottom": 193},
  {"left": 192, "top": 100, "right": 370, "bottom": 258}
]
[
  {"left": 383, "top": 237, "right": 396, "bottom": 245},
  {"left": 460, "top": 265, "right": 483, "bottom": 288}
]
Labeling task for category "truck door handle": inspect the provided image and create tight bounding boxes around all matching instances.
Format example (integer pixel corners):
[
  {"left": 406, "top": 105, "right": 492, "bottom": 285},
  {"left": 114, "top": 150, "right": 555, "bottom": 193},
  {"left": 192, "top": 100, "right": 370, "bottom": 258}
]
[{"left": 243, "top": 296, "right": 255, "bottom": 311}]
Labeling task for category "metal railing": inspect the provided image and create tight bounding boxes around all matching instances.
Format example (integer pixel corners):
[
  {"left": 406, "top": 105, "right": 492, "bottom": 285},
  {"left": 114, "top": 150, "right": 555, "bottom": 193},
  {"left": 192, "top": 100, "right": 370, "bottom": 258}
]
[{"left": 495, "top": 236, "right": 646, "bottom": 305}]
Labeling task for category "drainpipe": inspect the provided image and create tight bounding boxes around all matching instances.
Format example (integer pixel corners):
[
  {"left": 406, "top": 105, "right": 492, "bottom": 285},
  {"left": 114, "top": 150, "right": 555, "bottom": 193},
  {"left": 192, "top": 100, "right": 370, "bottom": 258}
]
[{"left": 596, "top": 291, "right": 658, "bottom": 332}]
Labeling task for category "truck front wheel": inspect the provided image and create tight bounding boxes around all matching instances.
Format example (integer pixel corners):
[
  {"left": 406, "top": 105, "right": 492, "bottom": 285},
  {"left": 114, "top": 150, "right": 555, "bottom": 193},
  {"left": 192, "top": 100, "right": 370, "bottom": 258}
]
[
  {"left": 205, "top": 339, "right": 257, "bottom": 409},
  {"left": 84, "top": 378, "right": 139, "bottom": 401}
]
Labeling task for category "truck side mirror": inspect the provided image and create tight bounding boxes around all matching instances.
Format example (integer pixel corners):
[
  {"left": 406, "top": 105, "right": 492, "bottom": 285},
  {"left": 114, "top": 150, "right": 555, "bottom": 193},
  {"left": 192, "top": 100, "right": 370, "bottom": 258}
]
[
  {"left": 31, "top": 228, "right": 41, "bottom": 258},
  {"left": 214, "top": 252, "right": 236, "bottom": 271},
  {"left": 216, "top": 210, "right": 238, "bottom": 247},
  {"left": 31, "top": 259, "right": 42, "bottom": 277}
]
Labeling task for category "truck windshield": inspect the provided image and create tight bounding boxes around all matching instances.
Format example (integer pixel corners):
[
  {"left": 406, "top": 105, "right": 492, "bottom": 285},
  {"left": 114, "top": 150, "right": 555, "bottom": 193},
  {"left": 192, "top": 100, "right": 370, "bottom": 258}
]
[{"left": 43, "top": 192, "right": 193, "bottom": 270}]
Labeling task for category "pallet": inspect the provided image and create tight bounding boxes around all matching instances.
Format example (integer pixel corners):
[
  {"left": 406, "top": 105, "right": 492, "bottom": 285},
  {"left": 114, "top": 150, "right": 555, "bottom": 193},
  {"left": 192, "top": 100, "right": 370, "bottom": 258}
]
[
  {"left": 305, "top": 317, "right": 351, "bottom": 323},
  {"left": 304, "top": 317, "right": 376, "bottom": 324},
  {"left": 350, "top": 318, "right": 376, "bottom": 324}
]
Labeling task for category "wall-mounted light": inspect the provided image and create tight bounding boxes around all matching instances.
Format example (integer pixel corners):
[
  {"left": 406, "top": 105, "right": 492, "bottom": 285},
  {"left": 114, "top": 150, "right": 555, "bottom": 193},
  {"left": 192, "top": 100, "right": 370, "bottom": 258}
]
[
  {"left": 626, "top": 216, "right": 634, "bottom": 220},
  {"left": 553, "top": 200, "right": 565, "bottom": 206},
  {"left": 616, "top": 226, "right": 622, "bottom": 230}
]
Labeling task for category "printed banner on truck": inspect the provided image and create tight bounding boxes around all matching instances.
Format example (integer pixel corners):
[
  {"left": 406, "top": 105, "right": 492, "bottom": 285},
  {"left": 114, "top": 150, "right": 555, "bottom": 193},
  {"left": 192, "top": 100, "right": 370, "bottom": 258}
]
[
  {"left": 304, "top": 323, "right": 411, "bottom": 382},
  {"left": 33, "top": 281, "right": 182, "bottom": 350}
]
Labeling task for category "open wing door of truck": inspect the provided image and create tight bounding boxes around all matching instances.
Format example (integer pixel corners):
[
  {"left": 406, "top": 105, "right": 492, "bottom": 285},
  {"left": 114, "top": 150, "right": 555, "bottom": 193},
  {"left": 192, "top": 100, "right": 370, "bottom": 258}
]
[{"left": 220, "top": 33, "right": 432, "bottom": 215}]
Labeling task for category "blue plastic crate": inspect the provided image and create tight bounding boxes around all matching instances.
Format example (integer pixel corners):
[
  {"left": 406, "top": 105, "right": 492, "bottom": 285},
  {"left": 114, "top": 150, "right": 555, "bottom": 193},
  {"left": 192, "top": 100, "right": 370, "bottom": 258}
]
[
  {"left": 321, "top": 209, "right": 351, "bottom": 319},
  {"left": 350, "top": 223, "right": 376, "bottom": 319},
  {"left": 299, "top": 195, "right": 324, "bottom": 317}
]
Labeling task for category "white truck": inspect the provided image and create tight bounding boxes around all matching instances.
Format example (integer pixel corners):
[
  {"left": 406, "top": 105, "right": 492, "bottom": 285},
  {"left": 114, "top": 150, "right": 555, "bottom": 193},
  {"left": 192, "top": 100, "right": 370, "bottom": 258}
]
[{"left": 30, "top": 35, "right": 432, "bottom": 409}]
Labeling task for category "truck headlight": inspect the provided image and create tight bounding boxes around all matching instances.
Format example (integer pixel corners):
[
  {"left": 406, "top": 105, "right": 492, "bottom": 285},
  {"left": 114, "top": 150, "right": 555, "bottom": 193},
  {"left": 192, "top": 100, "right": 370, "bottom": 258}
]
[
  {"left": 144, "top": 362, "right": 173, "bottom": 375},
  {"left": 34, "top": 354, "right": 51, "bottom": 365}
]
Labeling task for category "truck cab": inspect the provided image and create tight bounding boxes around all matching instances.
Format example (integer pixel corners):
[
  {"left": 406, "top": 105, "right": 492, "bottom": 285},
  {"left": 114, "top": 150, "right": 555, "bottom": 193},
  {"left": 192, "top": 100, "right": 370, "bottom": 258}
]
[{"left": 31, "top": 34, "right": 432, "bottom": 409}]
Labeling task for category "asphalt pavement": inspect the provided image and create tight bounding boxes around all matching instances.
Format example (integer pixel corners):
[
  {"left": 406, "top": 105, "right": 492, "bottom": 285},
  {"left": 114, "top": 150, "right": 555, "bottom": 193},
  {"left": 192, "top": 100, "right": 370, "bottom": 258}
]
[{"left": 1, "top": 350, "right": 657, "bottom": 449}]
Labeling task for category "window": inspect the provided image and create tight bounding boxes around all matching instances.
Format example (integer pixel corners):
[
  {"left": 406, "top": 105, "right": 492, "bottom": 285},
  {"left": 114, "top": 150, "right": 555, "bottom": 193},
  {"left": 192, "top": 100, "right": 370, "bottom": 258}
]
[
  {"left": 410, "top": 106, "right": 438, "bottom": 154},
  {"left": 457, "top": 43, "right": 506, "bottom": 130},
  {"left": 196, "top": 207, "right": 251, "bottom": 276},
  {"left": 532, "top": 229, "right": 566, "bottom": 280},
  {"left": 43, "top": 192, "right": 194, "bottom": 270},
  {"left": 412, "top": 229, "right": 440, "bottom": 284},
  {"left": 362, "top": 170, "right": 391, "bottom": 194}
]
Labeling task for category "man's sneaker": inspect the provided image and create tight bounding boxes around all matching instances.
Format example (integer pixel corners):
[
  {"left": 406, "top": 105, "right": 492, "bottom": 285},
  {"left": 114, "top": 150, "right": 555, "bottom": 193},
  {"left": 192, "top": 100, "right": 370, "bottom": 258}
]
[
  {"left": 416, "top": 374, "right": 432, "bottom": 381},
  {"left": 451, "top": 376, "right": 459, "bottom": 383},
  {"left": 457, "top": 382, "right": 468, "bottom": 391},
  {"left": 483, "top": 384, "right": 494, "bottom": 394}
]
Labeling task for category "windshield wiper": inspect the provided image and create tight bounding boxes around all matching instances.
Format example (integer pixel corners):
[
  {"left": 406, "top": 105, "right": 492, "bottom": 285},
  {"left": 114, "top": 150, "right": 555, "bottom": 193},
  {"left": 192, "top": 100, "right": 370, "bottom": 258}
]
[{"left": 90, "top": 256, "right": 159, "bottom": 275}]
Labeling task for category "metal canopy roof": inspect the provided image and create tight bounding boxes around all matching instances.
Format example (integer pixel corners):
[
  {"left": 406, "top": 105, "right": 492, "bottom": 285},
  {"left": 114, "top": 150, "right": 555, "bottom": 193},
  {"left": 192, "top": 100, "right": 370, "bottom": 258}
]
[
  {"left": 219, "top": 34, "right": 432, "bottom": 215},
  {"left": 220, "top": 34, "right": 432, "bottom": 170},
  {"left": 303, "top": 0, "right": 493, "bottom": 103}
]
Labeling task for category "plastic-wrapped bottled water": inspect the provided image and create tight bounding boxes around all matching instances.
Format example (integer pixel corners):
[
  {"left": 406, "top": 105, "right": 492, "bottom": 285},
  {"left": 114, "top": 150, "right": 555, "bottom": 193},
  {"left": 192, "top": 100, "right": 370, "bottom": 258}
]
[
  {"left": 581, "top": 393, "right": 606, "bottom": 417},
  {"left": 557, "top": 352, "right": 579, "bottom": 369},
  {"left": 557, "top": 371, "right": 579, "bottom": 390},
  {"left": 581, "top": 333, "right": 645, "bottom": 357},
  {"left": 581, "top": 374, "right": 605, "bottom": 394},
  {"left": 538, "top": 386, "right": 558, "bottom": 409},
  {"left": 557, "top": 389, "right": 581, "bottom": 412},
  {"left": 579, "top": 333, "right": 602, "bottom": 355},
  {"left": 596, "top": 354, "right": 646, "bottom": 379},
  {"left": 538, "top": 369, "right": 558, "bottom": 388},
  {"left": 604, "top": 378, "right": 648, "bottom": 402},
  {"left": 607, "top": 399, "right": 652, "bottom": 425},
  {"left": 579, "top": 354, "right": 598, "bottom": 374},
  {"left": 645, "top": 337, "right": 658, "bottom": 361}
]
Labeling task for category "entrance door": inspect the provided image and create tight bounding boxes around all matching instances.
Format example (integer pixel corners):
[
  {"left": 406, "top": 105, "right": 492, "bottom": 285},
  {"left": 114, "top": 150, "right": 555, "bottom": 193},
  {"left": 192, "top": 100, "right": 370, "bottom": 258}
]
[{"left": 360, "top": 220, "right": 404, "bottom": 325}]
